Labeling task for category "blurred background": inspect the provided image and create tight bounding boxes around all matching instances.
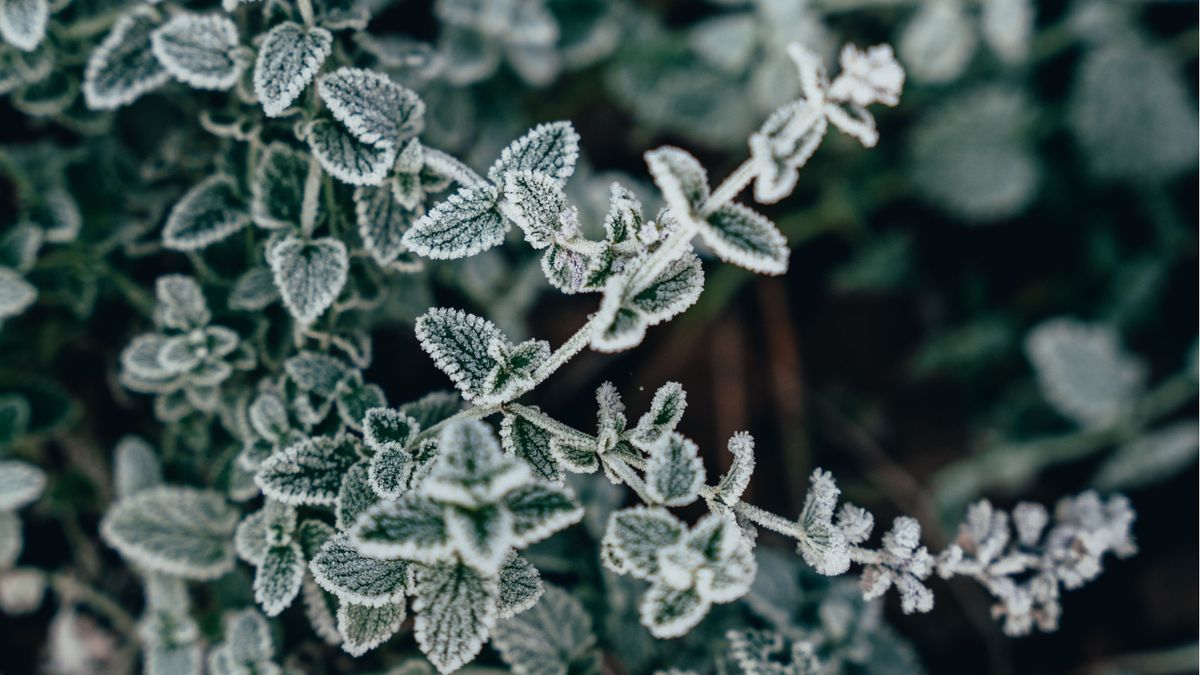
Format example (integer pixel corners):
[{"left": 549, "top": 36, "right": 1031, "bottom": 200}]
[{"left": 0, "top": 0, "right": 1196, "bottom": 673}]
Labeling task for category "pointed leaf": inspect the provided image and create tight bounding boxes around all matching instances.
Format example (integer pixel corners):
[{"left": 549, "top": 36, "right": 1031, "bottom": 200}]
[
  {"left": 492, "top": 584, "right": 596, "bottom": 675},
  {"left": 503, "top": 170, "right": 567, "bottom": 249},
  {"left": 256, "top": 436, "right": 362, "bottom": 506},
  {"left": 268, "top": 235, "right": 348, "bottom": 325},
  {"left": 355, "top": 184, "right": 418, "bottom": 265},
  {"left": 350, "top": 493, "right": 452, "bottom": 562},
  {"left": 414, "top": 308, "right": 503, "bottom": 402},
  {"left": 254, "top": 542, "right": 304, "bottom": 616},
  {"left": 162, "top": 175, "right": 250, "bottom": 251},
  {"left": 307, "top": 117, "right": 394, "bottom": 186},
  {"left": 499, "top": 413, "right": 562, "bottom": 483},
  {"left": 310, "top": 533, "right": 410, "bottom": 607},
  {"left": 317, "top": 67, "right": 424, "bottom": 147},
  {"left": 151, "top": 13, "right": 244, "bottom": 90},
  {"left": 445, "top": 503, "right": 513, "bottom": 574},
  {"left": 338, "top": 600, "right": 406, "bottom": 656},
  {"left": 645, "top": 146, "right": 709, "bottom": 218},
  {"left": 504, "top": 483, "right": 584, "bottom": 548},
  {"left": 83, "top": 7, "right": 169, "bottom": 110},
  {"left": 100, "top": 486, "right": 238, "bottom": 579},
  {"left": 630, "top": 382, "right": 687, "bottom": 450},
  {"left": 639, "top": 584, "right": 708, "bottom": 639},
  {"left": 600, "top": 506, "right": 683, "bottom": 579},
  {"left": 488, "top": 122, "right": 580, "bottom": 186},
  {"left": 412, "top": 561, "right": 499, "bottom": 674},
  {"left": 699, "top": 203, "right": 789, "bottom": 275},
  {"left": 251, "top": 142, "right": 308, "bottom": 230},
  {"left": 0, "top": 0, "right": 47, "bottom": 52},
  {"left": 403, "top": 184, "right": 505, "bottom": 260},
  {"left": 497, "top": 552, "right": 543, "bottom": 620},
  {"left": 254, "top": 22, "right": 331, "bottom": 117},
  {"left": 645, "top": 433, "right": 704, "bottom": 507}
]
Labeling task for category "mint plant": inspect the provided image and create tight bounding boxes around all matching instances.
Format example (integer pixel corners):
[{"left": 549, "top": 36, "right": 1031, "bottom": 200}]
[{"left": 0, "top": 0, "right": 1181, "bottom": 672}]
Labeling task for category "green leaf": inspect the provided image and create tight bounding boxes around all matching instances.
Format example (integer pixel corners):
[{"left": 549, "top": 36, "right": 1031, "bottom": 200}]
[
  {"left": 355, "top": 184, "right": 419, "bottom": 266},
  {"left": 162, "top": 175, "right": 250, "bottom": 251},
  {"left": 403, "top": 184, "right": 506, "bottom": 260},
  {"left": 335, "top": 380, "right": 386, "bottom": 431},
  {"left": 423, "top": 419, "right": 526, "bottom": 507},
  {"left": 412, "top": 561, "right": 499, "bottom": 674},
  {"left": 337, "top": 600, "right": 407, "bottom": 656},
  {"left": 1094, "top": 422, "right": 1199, "bottom": 491},
  {"left": 500, "top": 413, "right": 562, "bottom": 483},
  {"left": 414, "top": 308, "right": 503, "bottom": 402},
  {"left": 256, "top": 436, "right": 362, "bottom": 506},
  {"left": 698, "top": 203, "right": 789, "bottom": 275},
  {"left": 336, "top": 461, "right": 378, "bottom": 531},
  {"left": 0, "top": 0, "right": 48, "bottom": 52},
  {"left": 252, "top": 143, "right": 308, "bottom": 230},
  {"left": 645, "top": 146, "right": 709, "bottom": 218},
  {"left": 547, "top": 436, "right": 599, "bottom": 474},
  {"left": 488, "top": 122, "right": 580, "bottom": 186},
  {"left": 254, "top": 542, "right": 304, "bottom": 616},
  {"left": 83, "top": 6, "right": 169, "bottom": 110},
  {"left": 307, "top": 117, "right": 395, "bottom": 186},
  {"left": 317, "top": 67, "right": 424, "bottom": 148},
  {"left": 644, "top": 433, "right": 704, "bottom": 507},
  {"left": 444, "top": 503, "right": 513, "bottom": 574},
  {"left": 497, "top": 552, "right": 543, "bottom": 619},
  {"left": 100, "top": 486, "right": 239, "bottom": 579},
  {"left": 268, "top": 235, "right": 349, "bottom": 326},
  {"left": 492, "top": 584, "right": 596, "bottom": 675},
  {"left": 503, "top": 170, "right": 567, "bottom": 249},
  {"left": 368, "top": 445, "right": 412, "bottom": 499},
  {"left": 363, "top": 407, "right": 419, "bottom": 452},
  {"left": 629, "top": 382, "right": 687, "bottom": 450},
  {"left": 601, "top": 506, "right": 683, "bottom": 579},
  {"left": 150, "top": 13, "right": 245, "bottom": 90},
  {"left": 504, "top": 483, "right": 584, "bottom": 547},
  {"left": 254, "top": 22, "right": 332, "bottom": 117},
  {"left": 350, "top": 493, "right": 452, "bottom": 562},
  {"left": 284, "top": 351, "right": 348, "bottom": 397},
  {"left": 639, "top": 584, "right": 707, "bottom": 639},
  {"left": 310, "top": 533, "right": 410, "bottom": 607}
]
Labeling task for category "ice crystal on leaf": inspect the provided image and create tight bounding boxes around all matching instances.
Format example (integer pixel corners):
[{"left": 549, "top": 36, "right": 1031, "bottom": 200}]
[
  {"left": 83, "top": 7, "right": 169, "bottom": 110},
  {"left": 150, "top": 13, "right": 245, "bottom": 90},
  {"left": 254, "top": 22, "right": 332, "bottom": 118}
]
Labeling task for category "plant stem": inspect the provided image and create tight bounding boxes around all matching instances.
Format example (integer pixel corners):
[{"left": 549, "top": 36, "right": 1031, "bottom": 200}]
[{"left": 296, "top": 0, "right": 315, "bottom": 26}]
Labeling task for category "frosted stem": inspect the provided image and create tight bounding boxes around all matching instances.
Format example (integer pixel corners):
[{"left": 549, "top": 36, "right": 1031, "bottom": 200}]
[
  {"left": 701, "top": 158, "right": 758, "bottom": 216},
  {"left": 730, "top": 501, "right": 803, "bottom": 539},
  {"left": 602, "top": 455, "right": 658, "bottom": 505},
  {"left": 296, "top": 0, "right": 315, "bottom": 25}
]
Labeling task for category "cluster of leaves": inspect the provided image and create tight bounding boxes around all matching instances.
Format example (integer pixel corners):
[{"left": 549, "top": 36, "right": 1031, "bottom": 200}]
[{"left": 0, "top": 0, "right": 1185, "bottom": 673}]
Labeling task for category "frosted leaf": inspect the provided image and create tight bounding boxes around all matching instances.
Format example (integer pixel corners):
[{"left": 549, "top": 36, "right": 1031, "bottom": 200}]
[
  {"left": 629, "top": 382, "right": 686, "bottom": 450},
  {"left": 306, "top": 117, "right": 395, "bottom": 186},
  {"left": 592, "top": 382, "right": 625, "bottom": 452},
  {"left": 828, "top": 44, "right": 905, "bottom": 107},
  {"left": 337, "top": 600, "right": 406, "bottom": 656},
  {"left": 252, "top": 143, "right": 307, "bottom": 230},
  {"left": 100, "top": 486, "right": 238, "bottom": 579},
  {"left": 748, "top": 100, "right": 827, "bottom": 205},
  {"left": 150, "top": 14, "right": 244, "bottom": 90},
  {"left": 422, "top": 146, "right": 487, "bottom": 189},
  {"left": 503, "top": 170, "right": 568, "bottom": 249},
  {"left": 254, "top": 542, "right": 304, "bottom": 616},
  {"left": 0, "top": 267, "right": 34, "bottom": 320},
  {"left": 302, "top": 576, "right": 341, "bottom": 646},
  {"left": 0, "top": 224, "right": 42, "bottom": 272},
  {"left": 310, "top": 533, "right": 409, "bottom": 607},
  {"left": 229, "top": 268, "right": 279, "bottom": 311},
  {"left": 500, "top": 413, "right": 562, "bottom": 483},
  {"left": 350, "top": 493, "right": 452, "bottom": 562},
  {"left": 83, "top": 7, "right": 169, "bottom": 110},
  {"left": 362, "top": 407, "right": 418, "bottom": 452},
  {"left": 0, "top": 0, "right": 47, "bottom": 52},
  {"left": 0, "top": 511, "right": 19, "bottom": 568},
  {"left": 492, "top": 584, "right": 596, "bottom": 675},
  {"left": 254, "top": 22, "right": 332, "bottom": 117},
  {"left": 726, "top": 630, "right": 820, "bottom": 675},
  {"left": 423, "top": 419, "right": 527, "bottom": 507},
  {"left": 234, "top": 509, "right": 269, "bottom": 566},
  {"left": 591, "top": 254, "right": 704, "bottom": 353},
  {"left": 795, "top": 469, "right": 850, "bottom": 575},
  {"left": 982, "top": 0, "right": 1033, "bottom": 65},
  {"left": 909, "top": 86, "right": 1039, "bottom": 222},
  {"left": 268, "top": 235, "right": 348, "bottom": 326},
  {"left": 497, "top": 552, "right": 543, "bottom": 619},
  {"left": 698, "top": 203, "right": 789, "bottom": 275},
  {"left": 488, "top": 122, "right": 580, "bottom": 186},
  {"left": 899, "top": 1, "right": 976, "bottom": 84},
  {"left": 645, "top": 146, "right": 709, "bottom": 219},
  {"left": 713, "top": 432, "right": 755, "bottom": 508},
  {"left": 645, "top": 433, "right": 704, "bottom": 507},
  {"left": 836, "top": 503, "right": 874, "bottom": 545},
  {"left": 336, "top": 461, "right": 378, "bottom": 531},
  {"left": 1094, "top": 421, "right": 1198, "bottom": 490},
  {"left": 639, "top": 584, "right": 706, "bottom": 639},
  {"left": 255, "top": 435, "right": 362, "bottom": 506},
  {"left": 547, "top": 436, "right": 599, "bottom": 474},
  {"left": 414, "top": 308, "right": 504, "bottom": 401},
  {"left": 365, "top": 445, "right": 409, "bottom": 500},
  {"left": 317, "top": 67, "right": 424, "bottom": 147},
  {"left": 445, "top": 503, "right": 514, "bottom": 574},
  {"left": 217, "top": 610, "right": 276, "bottom": 674},
  {"left": 284, "top": 351, "right": 348, "bottom": 397},
  {"left": 162, "top": 175, "right": 250, "bottom": 251},
  {"left": 355, "top": 184, "right": 418, "bottom": 265},
  {"left": 0, "top": 460, "right": 44, "bottom": 509},
  {"left": 335, "top": 380, "right": 386, "bottom": 431},
  {"left": 114, "top": 436, "right": 162, "bottom": 499},
  {"left": 403, "top": 184, "right": 505, "bottom": 259},
  {"left": 412, "top": 561, "right": 499, "bottom": 674},
  {"left": 1069, "top": 41, "right": 1199, "bottom": 181},
  {"left": 601, "top": 506, "right": 684, "bottom": 579},
  {"left": 249, "top": 390, "right": 288, "bottom": 443},
  {"left": 1024, "top": 318, "right": 1145, "bottom": 428},
  {"left": 504, "top": 483, "right": 584, "bottom": 547}
]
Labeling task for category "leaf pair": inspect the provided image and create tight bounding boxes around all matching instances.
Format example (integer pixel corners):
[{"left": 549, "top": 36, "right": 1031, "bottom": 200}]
[
  {"left": 404, "top": 122, "right": 579, "bottom": 259},
  {"left": 415, "top": 308, "right": 550, "bottom": 405}
]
